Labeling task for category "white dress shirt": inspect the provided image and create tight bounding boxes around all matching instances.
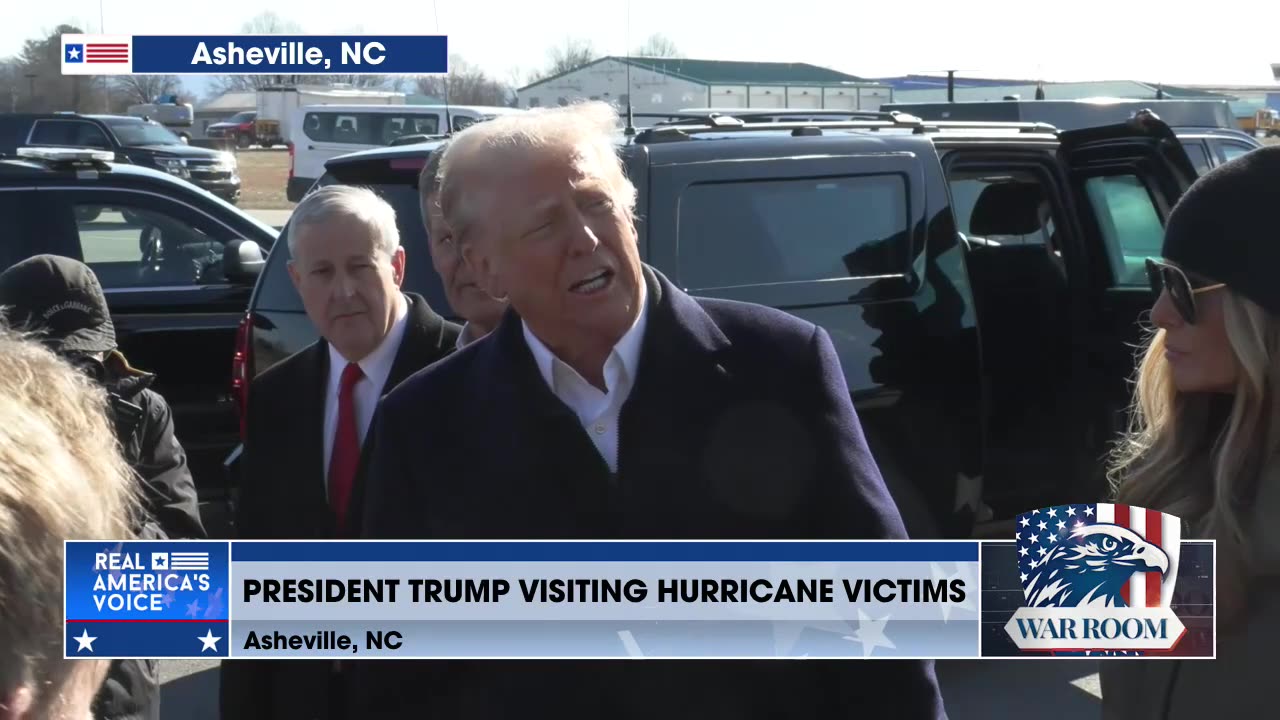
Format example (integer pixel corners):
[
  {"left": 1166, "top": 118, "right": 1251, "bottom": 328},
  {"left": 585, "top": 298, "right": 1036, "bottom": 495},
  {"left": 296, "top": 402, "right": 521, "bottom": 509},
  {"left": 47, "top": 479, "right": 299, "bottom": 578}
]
[
  {"left": 322, "top": 294, "right": 410, "bottom": 488},
  {"left": 455, "top": 321, "right": 488, "bottom": 351},
  {"left": 521, "top": 284, "right": 649, "bottom": 473}
]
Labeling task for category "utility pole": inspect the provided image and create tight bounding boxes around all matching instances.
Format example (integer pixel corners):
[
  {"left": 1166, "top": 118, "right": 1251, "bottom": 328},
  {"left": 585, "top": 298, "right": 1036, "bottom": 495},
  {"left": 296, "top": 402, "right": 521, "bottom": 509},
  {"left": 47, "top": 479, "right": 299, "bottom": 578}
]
[
  {"left": 101, "top": 0, "right": 112, "bottom": 112},
  {"left": 947, "top": 70, "right": 956, "bottom": 103}
]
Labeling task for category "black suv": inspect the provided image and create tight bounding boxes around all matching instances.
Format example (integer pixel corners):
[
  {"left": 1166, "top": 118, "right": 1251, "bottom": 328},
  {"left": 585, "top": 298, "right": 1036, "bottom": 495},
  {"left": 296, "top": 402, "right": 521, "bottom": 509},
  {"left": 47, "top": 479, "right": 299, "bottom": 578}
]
[
  {"left": 0, "top": 113, "right": 242, "bottom": 202},
  {"left": 881, "top": 98, "right": 1262, "bottom": 175},
  {"left": 231, "top": 110, "right": 1198, "bottom": 540},
  {"left": 0, "top": 148, "right": 276, "bottom": 534}
]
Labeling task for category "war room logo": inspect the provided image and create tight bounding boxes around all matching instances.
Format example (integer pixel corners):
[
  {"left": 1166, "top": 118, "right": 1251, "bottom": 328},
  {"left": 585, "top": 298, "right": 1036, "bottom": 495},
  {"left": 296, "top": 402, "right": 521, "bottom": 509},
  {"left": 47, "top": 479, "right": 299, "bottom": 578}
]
[{"left": 1005, "top": 503, "right": 1185, "bottom": 653}]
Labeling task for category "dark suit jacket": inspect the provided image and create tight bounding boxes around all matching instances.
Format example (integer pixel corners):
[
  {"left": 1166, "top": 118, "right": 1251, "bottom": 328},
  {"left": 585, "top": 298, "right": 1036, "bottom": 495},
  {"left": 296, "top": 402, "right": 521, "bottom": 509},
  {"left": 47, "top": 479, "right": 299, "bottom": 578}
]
[
  {"left": 353, "top": 268, "right": 947, "bottom": 719},
  {"left": 218, "top": 292, "right": 459, "bottom": 720}
]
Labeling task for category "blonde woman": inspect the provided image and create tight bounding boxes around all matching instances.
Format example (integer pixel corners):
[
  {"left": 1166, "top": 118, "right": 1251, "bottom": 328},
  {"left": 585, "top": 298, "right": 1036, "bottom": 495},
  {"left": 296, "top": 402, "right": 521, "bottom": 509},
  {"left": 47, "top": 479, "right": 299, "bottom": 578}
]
[
  {"left": 0, "top": 328, "right": 141, "bottom": 720},
  {"left": 1101, "top": 146, "right": 1280, "bottom": 719}
]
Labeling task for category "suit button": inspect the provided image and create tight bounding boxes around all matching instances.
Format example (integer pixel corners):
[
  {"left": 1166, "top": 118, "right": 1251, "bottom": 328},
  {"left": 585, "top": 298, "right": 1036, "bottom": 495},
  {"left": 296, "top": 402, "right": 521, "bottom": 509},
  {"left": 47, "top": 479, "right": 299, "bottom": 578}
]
[{"left": 594, "top": 424, "right": 606, "bottom": 434}]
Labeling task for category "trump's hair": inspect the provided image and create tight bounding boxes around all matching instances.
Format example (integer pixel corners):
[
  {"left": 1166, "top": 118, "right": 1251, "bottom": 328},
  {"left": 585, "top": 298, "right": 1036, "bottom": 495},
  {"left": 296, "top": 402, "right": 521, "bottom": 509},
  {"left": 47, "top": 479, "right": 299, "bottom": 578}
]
[
  {"left": 435, "top": 101, "right": 637, "bottom": 246},
  {"left": 1109, "top": 290, "right": 1280, "bottom": 625},
  {"left": 288, "top": 184, "right": 401, "bottom": 260},
  {"left": 0, "top": 327, "right": 141, "bottom": 717}
]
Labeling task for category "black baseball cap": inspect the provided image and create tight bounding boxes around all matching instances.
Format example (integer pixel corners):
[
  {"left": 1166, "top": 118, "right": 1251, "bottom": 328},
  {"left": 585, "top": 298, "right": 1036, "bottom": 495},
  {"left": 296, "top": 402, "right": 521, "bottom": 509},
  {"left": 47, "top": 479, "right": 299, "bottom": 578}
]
[{"left": 0, "top": 255, "right": 116, "bottom": 354}]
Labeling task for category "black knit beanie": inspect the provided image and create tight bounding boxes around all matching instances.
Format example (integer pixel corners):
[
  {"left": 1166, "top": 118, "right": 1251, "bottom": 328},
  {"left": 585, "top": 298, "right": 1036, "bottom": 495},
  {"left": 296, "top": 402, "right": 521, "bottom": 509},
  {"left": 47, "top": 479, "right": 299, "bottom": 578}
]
[{"left": 1162, "top": 144, "right": 1280, "bottom": 316}]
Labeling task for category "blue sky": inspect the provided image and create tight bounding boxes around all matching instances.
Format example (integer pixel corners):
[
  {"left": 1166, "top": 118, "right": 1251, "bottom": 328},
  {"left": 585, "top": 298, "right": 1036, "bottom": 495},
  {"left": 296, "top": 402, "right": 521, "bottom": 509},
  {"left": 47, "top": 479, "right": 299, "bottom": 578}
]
[{"left": 9, "top": 0, "right": 1280, "bottom": 99}]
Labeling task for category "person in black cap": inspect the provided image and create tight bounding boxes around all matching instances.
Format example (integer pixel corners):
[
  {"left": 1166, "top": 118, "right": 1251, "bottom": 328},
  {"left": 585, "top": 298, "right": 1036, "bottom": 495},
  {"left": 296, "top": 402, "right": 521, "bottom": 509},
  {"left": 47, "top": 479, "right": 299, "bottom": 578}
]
[
  {"left": 0, "top": 254, "right": 206, "bottom": 720},
  {"left": 1101, "top": 146, "right": 1280, "bottom": 718}
]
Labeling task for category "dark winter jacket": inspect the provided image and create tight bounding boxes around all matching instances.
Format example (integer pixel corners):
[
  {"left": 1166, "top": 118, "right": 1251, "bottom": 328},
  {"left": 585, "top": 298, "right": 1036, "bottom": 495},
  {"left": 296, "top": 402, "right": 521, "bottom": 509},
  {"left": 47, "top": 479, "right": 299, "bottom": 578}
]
[{"left": 91, "top": 350, "right": 205, "bottom": 720}]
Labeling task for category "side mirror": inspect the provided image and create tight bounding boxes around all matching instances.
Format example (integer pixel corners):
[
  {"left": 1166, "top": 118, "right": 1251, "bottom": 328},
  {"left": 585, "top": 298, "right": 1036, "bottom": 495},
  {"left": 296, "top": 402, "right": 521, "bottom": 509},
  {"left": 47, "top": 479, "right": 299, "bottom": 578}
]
[{"left": 224, "top": 238, "right": 266, "bottom": 283}]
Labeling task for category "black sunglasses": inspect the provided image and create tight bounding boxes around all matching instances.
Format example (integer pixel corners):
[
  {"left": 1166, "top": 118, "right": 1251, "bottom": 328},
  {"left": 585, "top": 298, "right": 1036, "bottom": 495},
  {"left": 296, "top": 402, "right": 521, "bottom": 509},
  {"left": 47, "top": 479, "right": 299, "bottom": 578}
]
[{"left": 1145, "top": 258, "right": 1226, "bottom": 325}]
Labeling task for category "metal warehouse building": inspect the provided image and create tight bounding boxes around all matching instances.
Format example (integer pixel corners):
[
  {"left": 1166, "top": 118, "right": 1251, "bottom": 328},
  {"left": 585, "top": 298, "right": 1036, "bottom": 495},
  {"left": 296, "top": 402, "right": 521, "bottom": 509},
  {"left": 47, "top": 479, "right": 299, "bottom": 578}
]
[{"left": 516, "top": 56, "right": 894, "bottom": 114}]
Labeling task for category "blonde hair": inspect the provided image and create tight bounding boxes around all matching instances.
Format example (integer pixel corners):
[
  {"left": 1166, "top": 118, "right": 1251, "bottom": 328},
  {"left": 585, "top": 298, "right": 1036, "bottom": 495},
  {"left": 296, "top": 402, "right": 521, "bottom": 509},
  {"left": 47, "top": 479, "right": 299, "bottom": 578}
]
[
  {"left": 0, "top": 327, "right": 141, "bottom": 716},
  {"left": 1109, "top": 291, "right": 1280, "bottom": 623},
  {"left": 437, "top": 101, "right": 636, "bottom": 245}
]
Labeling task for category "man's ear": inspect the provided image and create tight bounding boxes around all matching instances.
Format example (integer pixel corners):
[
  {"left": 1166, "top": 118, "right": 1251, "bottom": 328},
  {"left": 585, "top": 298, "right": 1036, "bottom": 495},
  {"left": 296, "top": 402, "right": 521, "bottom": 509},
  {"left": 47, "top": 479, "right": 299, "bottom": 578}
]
[
  {"left": 286, "top": 260, "right": 301, "bottom": 292},
  {"left": 461, "top": 241, "right": 504, "bottom": 301},
  {"left": 390, "top": 246, "right": 407, "bottom": 287}
]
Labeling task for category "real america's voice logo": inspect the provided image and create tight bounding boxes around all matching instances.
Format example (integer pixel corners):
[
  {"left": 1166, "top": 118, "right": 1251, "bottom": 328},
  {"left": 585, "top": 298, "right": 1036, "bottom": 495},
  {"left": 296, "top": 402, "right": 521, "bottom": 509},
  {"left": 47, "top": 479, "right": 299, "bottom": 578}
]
[{"left": 1005, "top": 503, "right": 1184, "bottom": 654}]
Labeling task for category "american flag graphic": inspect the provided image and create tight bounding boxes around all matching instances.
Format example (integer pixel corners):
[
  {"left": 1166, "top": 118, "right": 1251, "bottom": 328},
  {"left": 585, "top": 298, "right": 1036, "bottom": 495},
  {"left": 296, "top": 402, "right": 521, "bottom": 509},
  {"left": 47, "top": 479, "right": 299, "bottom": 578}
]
[
  {"left": 1016, "top": 503, "right": 1182, "bottom": 609},
  {"left": 85, "top": 43, "right": 129, "bottom": 63}
]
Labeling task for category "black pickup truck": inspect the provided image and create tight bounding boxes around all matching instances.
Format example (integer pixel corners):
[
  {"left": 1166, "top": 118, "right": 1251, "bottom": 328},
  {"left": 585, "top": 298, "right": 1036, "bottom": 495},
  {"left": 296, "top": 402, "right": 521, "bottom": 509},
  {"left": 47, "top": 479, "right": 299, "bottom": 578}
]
[
  {"left": 0, "top": 147, "right": 275, "bottom": 534},
  {"left": 0, "top": 113, "right": 243, "bottom": 202},
  {"left": 230, "top": 110, "right": 1202, "bottom": 540}
]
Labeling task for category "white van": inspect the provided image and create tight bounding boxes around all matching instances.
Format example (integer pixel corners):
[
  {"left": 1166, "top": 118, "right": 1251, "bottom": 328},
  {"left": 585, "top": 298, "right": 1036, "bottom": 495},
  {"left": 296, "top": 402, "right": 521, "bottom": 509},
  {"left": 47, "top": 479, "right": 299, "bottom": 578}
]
[{"left": 286, "top": 104, "right": 523, "bottom": 201}]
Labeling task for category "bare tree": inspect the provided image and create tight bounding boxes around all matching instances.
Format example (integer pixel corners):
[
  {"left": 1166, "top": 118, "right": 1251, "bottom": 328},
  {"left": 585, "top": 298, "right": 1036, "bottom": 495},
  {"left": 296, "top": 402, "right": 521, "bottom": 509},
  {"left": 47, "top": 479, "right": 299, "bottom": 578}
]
[
  {"left": 209, "top": 12, "right": 307, "bottom": 95},
  {"left": 528, "top": 38, "right": 598, "bottom": 83},
  {"left": 112, "top": 75, "right": 182, "bottom": 105},
  {"left": 10, "top": 24, "right": 102, "bottom": 113},
  {"left": 632, "top": 33, "right": 681, "bottom": 58},
  {"left": 415, "top": 55, "right": 513, "bottom": 107}
]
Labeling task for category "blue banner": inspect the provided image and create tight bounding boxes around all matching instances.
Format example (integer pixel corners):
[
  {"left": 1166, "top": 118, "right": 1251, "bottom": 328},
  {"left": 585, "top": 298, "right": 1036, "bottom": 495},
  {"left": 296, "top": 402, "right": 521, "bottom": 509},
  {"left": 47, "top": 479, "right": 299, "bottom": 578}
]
[{"left": 62, "top": 34, "right": 447, "bottom": 75}]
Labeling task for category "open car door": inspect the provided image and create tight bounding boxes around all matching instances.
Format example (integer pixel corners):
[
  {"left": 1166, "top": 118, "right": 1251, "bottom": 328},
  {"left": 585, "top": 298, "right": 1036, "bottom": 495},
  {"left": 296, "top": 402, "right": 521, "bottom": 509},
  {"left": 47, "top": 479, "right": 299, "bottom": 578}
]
[{"left": 1056, "top": 110, "right": 1198, "bottom": 487}]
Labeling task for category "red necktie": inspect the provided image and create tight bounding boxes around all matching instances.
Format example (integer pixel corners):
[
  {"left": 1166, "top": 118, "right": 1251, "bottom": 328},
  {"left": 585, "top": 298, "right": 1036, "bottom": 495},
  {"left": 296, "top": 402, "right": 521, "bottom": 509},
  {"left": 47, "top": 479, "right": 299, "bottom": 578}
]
[{"left": 329, "top": 361, "right": 363, "bottom": 536}]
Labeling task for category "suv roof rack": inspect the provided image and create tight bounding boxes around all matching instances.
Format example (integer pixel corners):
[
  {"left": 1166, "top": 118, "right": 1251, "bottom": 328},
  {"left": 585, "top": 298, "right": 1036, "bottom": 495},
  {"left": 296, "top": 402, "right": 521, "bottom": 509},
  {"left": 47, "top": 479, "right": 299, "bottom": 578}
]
[
  {"left": 632, "top": 115, "right": 1060, "bottom": 143},
  {"left": 9, "top": 147, "right": 115, "bottom": 171}
]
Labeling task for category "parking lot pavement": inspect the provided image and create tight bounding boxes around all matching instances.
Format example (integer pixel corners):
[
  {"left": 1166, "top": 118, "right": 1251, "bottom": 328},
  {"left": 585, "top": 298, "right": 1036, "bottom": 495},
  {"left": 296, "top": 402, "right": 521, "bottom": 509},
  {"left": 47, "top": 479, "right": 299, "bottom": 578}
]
[
  {"left": 159, "top": 658, "right": 1102, "bottom": 718},
  {"left": 245, "top": 207, "right": 293, "bottom": 229}
]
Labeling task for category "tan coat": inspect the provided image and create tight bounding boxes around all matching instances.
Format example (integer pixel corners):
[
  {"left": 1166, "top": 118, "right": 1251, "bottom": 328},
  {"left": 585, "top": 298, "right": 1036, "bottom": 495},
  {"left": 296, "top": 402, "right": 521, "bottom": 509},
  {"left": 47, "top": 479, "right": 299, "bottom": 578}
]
[{"left": 1100, "top": 474, "right": 1280, "bottom": 719}]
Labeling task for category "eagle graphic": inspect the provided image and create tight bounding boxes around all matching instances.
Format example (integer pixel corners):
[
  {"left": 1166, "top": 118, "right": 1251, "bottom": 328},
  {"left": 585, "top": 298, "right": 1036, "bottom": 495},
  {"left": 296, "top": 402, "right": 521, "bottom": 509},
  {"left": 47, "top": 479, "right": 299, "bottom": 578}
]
[{"left": 1024, "top": 524, "right": 1169, "bottom": 608}]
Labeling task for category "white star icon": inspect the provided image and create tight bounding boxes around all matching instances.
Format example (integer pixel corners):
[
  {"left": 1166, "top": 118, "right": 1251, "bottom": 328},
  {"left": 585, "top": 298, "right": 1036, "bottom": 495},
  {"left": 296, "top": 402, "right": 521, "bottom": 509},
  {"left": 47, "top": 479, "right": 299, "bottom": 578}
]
[
  {"left": 1014, "top": 532, "right": 1020, "bottom": 541},
  {"left": 1057, "top": 520, "right": 1067, "bottom": 531},
  {"left": 1028, "top": 534, "right": 1038, "bottom": 544},
  {"left": 1048, "top": 533, "right": 1057, "bottom": 544},
  {"left": 842, "top": 610, "right": 896, "bottom": 658},
  {"left": 1019, "top": 517, "right": 1030, "bottom": 528},
  {"left": 1047, "top": 508, "right": 1058, "bottom": 518},
  {"left": 1032, "top": 509, "right": 1040, "bottom": 515},
  {"left": 1037, "top": 520, "right": 1048, "bottom": 531},
  {"left": 1075, "top": 521, "right": 1085, "bottom": 531},
  {"left": 1018, "top": 546, "right": 1029, "bottom": 557},
  {"left": 1085, "top": 507, "right": 1095, "bottom": 517},
  {"left": 1037, "top": 546, "right": 1048, "bottom": 557},
  {"left": 1067, "top": 507, "right": 1077, "bottom": 517},
  {"left": 198, "top": 629, "right": 221, "bottom": 652},
  {"left": 68, "top": 47, "right": 80, "bottom": 60},
  {"left": 1020, "top": 572, "right": 1028, "bottom": 582},
  {"left": 74, "top": 628, "right": 96, "bottom": 652}
]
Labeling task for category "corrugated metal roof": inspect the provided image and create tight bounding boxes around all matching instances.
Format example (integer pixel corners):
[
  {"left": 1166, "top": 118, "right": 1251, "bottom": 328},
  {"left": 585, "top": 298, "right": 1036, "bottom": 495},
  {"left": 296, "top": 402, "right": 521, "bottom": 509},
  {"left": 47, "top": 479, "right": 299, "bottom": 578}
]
[
  {"left": 519, "top": 56, "right": 869, "bottom": 91},
  {"left": 619, "top": 57, "right": 866, "bottom": 85}
]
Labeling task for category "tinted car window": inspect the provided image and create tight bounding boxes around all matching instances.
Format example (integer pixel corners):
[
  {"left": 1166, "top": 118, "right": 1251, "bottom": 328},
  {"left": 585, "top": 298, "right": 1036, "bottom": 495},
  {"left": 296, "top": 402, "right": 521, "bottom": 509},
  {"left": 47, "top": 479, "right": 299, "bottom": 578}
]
[
  {"left": 676, "top": 174, "right": 909, "bottom": 289},
  {"left": 254, "top": 176, "right": 453, "bottom": 317},
  {"left": 107, "top": 121, "right": 183, "bottom": 147},
  {"left": 29, "top": 120, "right": 110, "bottom": 148},
  {"left": 1179, "top": 140, "right": 1213, "bottom": 176},
  {"left": 1084, "top": 174, "right": 1164, "bottom": 286},
  {"left": 1221, "top": 142, "right": 1254, "bottom": 164}
]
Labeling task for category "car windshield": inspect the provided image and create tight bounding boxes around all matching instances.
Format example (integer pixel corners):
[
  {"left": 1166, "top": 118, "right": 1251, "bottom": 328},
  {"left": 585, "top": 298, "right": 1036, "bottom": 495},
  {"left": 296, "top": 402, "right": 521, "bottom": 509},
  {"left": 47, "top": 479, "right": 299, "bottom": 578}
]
[
  {"left": 109, "top": 122, "right": 182, "bottom": 146},
  {"left": 227, "top": 112, "right": 255, "bottom": 124}
]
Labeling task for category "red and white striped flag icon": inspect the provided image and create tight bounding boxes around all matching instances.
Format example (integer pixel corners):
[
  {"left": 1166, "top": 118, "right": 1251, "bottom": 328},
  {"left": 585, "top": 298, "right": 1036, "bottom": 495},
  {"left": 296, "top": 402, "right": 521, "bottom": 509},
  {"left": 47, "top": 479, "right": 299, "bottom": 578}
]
[{"left": 85, "top": 43, "right": 129, "bottom": 63}]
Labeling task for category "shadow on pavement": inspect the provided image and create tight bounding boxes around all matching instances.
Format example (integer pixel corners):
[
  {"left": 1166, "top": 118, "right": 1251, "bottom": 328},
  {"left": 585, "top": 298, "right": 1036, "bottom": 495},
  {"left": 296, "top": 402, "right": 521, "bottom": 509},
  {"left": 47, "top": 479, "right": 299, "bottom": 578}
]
[
  {"left": 936, "top": 659, "right": 1101, "bottom": 719},
  {"left": 161, "top": 666, "right": 219, "bottom": 720}
]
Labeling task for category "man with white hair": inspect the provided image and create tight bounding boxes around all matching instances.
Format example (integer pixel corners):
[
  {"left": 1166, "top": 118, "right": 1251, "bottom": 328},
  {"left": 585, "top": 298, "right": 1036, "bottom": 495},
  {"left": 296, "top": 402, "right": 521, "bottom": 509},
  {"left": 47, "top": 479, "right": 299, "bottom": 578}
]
[
  {"left": 219, "top": 185, "right": 459, "bottom": 720},
  {"left": 357, "top": 103, "right": 947, "bottom": 716}
]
